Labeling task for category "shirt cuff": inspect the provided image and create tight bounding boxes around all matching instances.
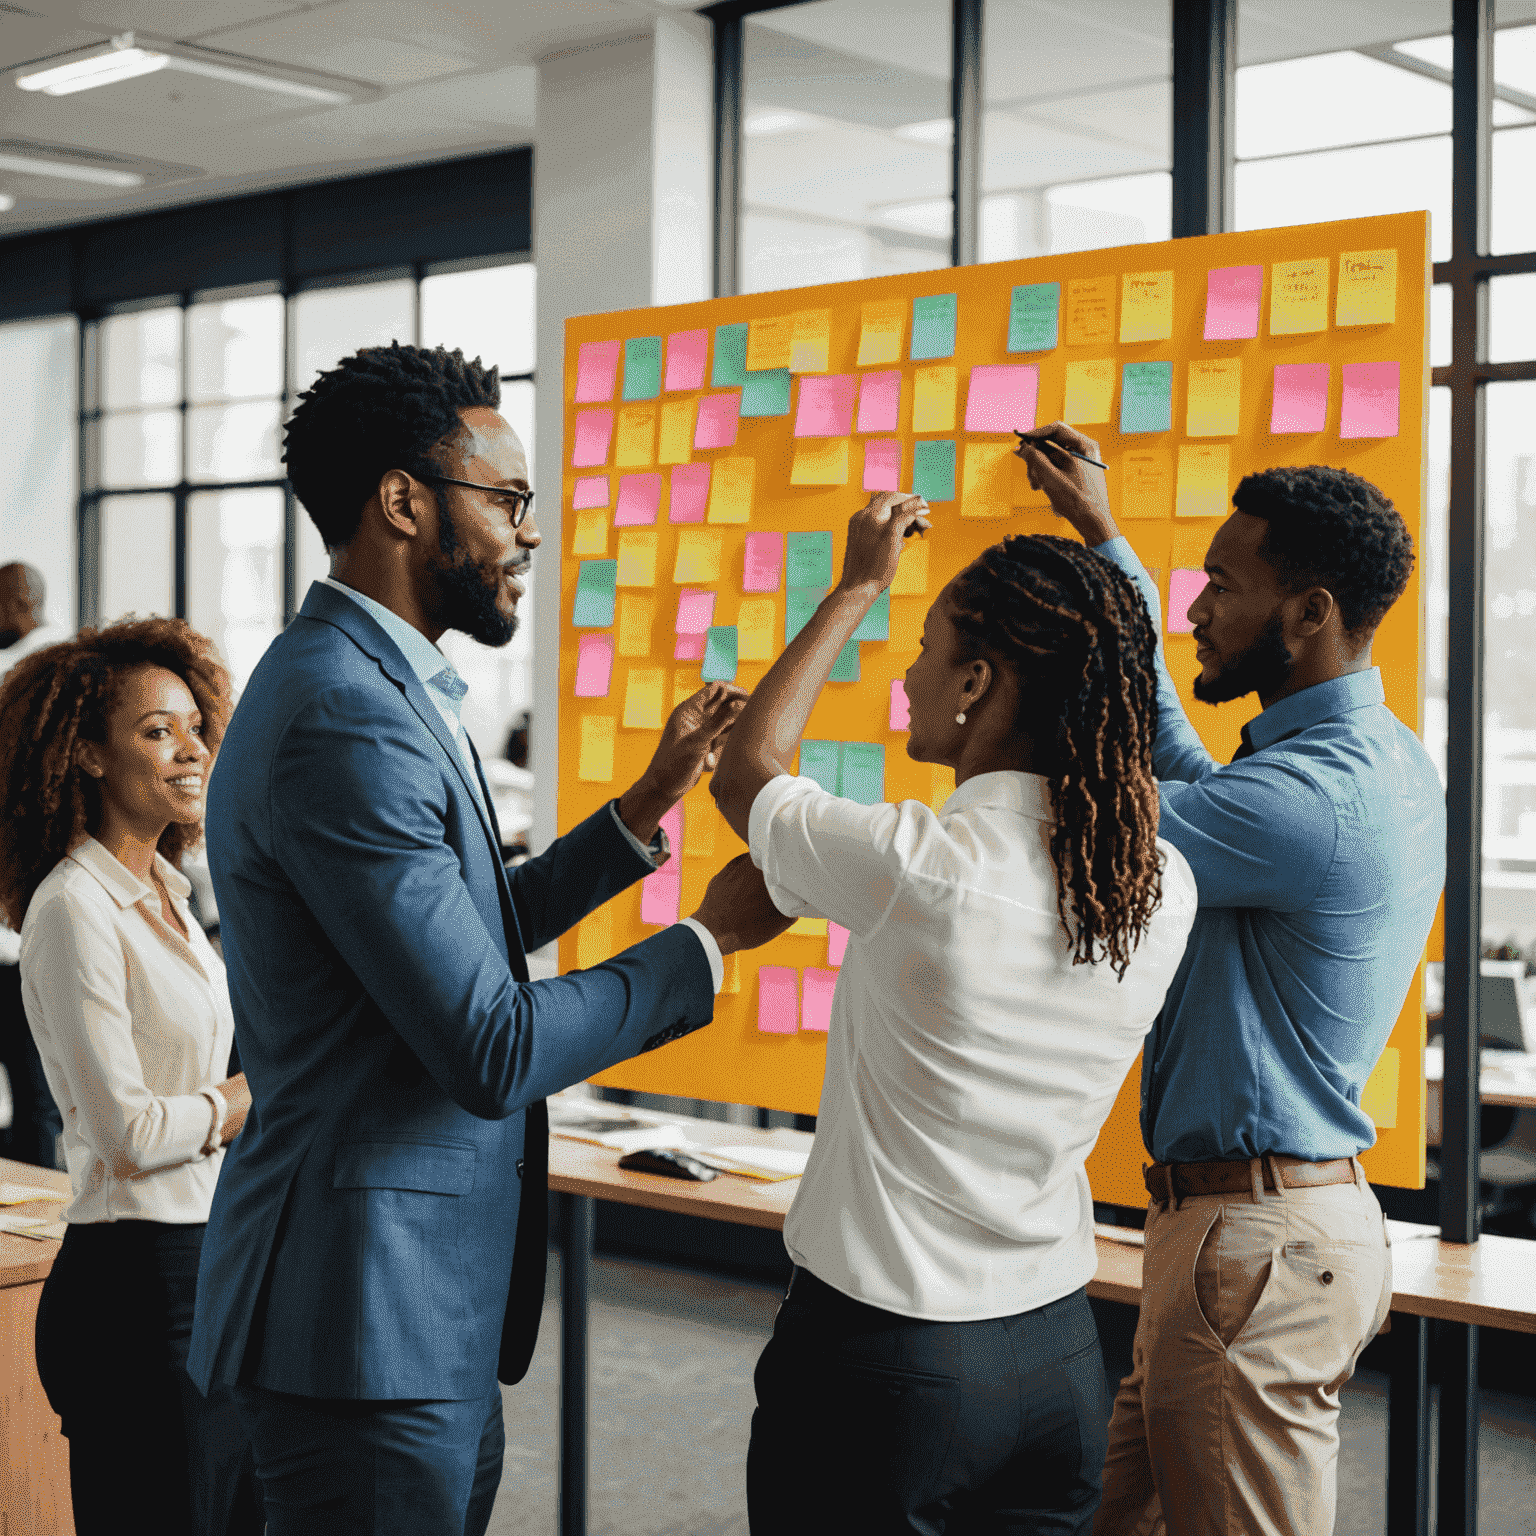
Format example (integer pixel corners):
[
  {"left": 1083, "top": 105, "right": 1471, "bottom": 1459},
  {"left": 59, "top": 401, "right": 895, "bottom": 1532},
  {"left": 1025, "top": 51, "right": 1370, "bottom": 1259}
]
[
  {"left": 677, "top": 917, "right": 725, "bottom": 994},
  {"left": 608, "top": 800, "right": 671, "bottom": 868},
  {"left": 198, "top": 1087, "right": 227, "bottom": 1156}
]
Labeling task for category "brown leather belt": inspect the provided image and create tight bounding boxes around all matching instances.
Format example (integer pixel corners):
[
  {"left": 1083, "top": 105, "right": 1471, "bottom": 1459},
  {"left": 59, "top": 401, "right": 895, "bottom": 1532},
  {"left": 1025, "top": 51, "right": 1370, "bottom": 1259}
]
[{"left": 1143, "top": 1155, "right": 1358, "bottom": 1203}]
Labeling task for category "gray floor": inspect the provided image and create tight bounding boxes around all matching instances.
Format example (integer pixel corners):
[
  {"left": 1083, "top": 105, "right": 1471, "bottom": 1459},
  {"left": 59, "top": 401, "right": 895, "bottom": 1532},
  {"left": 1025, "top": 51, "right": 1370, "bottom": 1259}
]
[{"left": 489, "top": 1252, "right": 1536, "bottom": 1536}]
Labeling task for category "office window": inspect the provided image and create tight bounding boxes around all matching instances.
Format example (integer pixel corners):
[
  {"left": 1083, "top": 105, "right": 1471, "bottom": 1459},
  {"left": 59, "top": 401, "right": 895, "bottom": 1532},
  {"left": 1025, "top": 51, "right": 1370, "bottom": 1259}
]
[
  {"left": 740, "top": 1, "right": 953, "bottom": 293},
  {"left": 290, "top": 278, "right": 417, "bottom": 395},
  {"left": 186, "top": 488, "right": 285, "bottom": 692},
  {"left": 99, "top": 493, "right": 175, "bottom": 622}
]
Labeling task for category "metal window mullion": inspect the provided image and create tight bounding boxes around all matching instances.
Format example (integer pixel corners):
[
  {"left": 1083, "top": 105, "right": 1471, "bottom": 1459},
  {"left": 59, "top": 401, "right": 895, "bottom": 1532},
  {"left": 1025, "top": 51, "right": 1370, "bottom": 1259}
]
[
  {"left": 951, "top": 0, "right": 982, "bottom": 268},
  {"left": 1170, "top": 0, "right": 1236, "bottom": 238},
  {"left": 712, "top": 8, "right": 744, "bottom": 298}
]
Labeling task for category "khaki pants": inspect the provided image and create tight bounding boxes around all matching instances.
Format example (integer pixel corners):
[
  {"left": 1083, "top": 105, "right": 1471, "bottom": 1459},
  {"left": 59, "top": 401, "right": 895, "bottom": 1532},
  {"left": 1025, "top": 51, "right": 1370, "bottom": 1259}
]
[{"left": 1094, "top": 1160, "right": 1392, "bottom": 1536}]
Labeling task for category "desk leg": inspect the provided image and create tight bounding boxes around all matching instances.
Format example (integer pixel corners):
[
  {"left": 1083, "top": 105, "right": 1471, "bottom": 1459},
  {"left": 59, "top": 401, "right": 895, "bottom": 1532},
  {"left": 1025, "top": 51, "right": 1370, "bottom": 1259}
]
[
  {"left": 1386, "top": 1313, "right": 1429, "bottom": 1536},
  {"left": 559, "top": 1193, "right": 594, "bottom": 1536},
  {"left": 1436, "top": 1321, "right": 1479, "bottom": 1536}
]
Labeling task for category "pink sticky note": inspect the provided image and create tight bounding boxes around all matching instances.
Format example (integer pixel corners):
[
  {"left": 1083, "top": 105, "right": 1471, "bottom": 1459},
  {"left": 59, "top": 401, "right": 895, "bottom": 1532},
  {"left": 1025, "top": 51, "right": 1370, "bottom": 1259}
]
[
  {"left": 675, "top": 589, "right": 716, "bottom": 634},
  {"left": 856, "top": 371, "right": 901, "bottom": 433},
  {"left": 1168, "top": 569, "right": 1206, "bottom": 634},
  {"left": 639, "top": 805, "right": 683, "bottom": 926},
  {"left": 572, "top": 409, "right": 613, "bottom": 467},
  {"left": 669, "top": 463, "right": 711, "bottom": 523},
  {"left": 889, "top": 679, "right": 910, "bottom": 730},
  {"left": 1270, "top": 364, "right": 1330, "bottom": 434},
  {"left": 963, "top": 365, "right": 1039, "bottom": 433},
  {"left": 1203, "top": 266, "right": 1264, "bottom": 341},
  {"left": 863, "top": 439, "right": 901, "bottom": 493},
  {"left": 614, "top": 473, "right": 662, "bottom": 526},
  {"left": 694, "top": 392, "right": 741, "bottom": 449},
  {"left": 757, "top": 966, "right": 799, "bottom": 1034},
  {"left": 673, "top": 634, "right": 706, "bottom": 661},
  {"left": 801, "top": 968, "right": 838, "bottom": 1032},
  {"left": 573, "top": 634, "right": 613, "bottom": 698},
  {"left": 742, "top": 531, "right": 783, "bottom": 592},
  {"left": 827, "top": 923, "right": 849, "bottom": 968},
  {"left": 1339, "top": 361, "right": 1400, "bottom": 439},
  {"left": 665, "top": 329, "right": 709, "bottom": 392},
  {"left": 574, "top": 340, "right": 621, "bottom": 403},
  {"left": 573, "top": 476, "right": 609, "bottom": 509},
  {"left": 794, "top": 374, "right": 858, "bottom": 437}
]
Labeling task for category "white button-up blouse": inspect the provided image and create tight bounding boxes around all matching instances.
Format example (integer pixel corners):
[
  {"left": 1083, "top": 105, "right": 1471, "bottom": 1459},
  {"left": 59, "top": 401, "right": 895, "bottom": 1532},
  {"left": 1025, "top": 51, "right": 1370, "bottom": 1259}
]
[{"left": 20, "top": 838, "right": 234, "bottom": 1225}]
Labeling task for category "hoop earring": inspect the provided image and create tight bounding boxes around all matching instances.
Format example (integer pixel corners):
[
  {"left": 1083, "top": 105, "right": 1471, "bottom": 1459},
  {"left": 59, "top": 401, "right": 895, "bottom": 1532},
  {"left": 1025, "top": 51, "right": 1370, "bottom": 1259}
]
[{"left": 955, "top": 712, "right": 966, "bottom": 725}]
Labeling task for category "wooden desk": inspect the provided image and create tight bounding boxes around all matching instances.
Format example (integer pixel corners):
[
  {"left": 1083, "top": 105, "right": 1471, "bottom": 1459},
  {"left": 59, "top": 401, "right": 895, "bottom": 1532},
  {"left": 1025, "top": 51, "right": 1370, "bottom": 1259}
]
[{"left": 0, "top": 1156, "right": 74, "bottom": 1536}]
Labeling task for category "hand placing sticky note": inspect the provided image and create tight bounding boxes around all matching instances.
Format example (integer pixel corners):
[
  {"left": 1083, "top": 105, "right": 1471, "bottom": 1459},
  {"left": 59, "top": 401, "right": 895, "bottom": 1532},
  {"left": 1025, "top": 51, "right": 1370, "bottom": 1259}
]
[
  {"left": 614, "top": 473, "right": 661, "bottom": 526},
  {"left": 1339, "top": 361, "right": 1399, "bottom": 438},
  {"left": 791, "top": 439, "right": 851, "bottom": 486},
  {"left": 856, "top": 371, "right": 901, "bottom": 433},
  {"left": 712, "top": 322, "right": 749, "bottom": 386},
  {"left": 839, "top": 742, "right": 885, "bottom": 805},
  {"left": 795, "top": 374, "right": 857, "bottom": 437},
  {"left": 1336, "top": 249, "right": 1397, "bottom": 327},
  {"left": 1065, "top": 277, "right": 1115, "bottom": 346},
  {"left": 575, "top": 340, "right": 620, "bottom": 403},
  {"left": 573, "top": 476, "right": 609, "bottom": 509},
  {"left": 1186, "top": 359, "right": 1242, "bottom": 437},
  {"left": 889, "top": 678, "right": 910, "bottom": 730},
  {"left": 669, "top": 463, "right": 711, "bottom": 523},
  {"left": 913, "top": 440, "right": 956, "bottom": 503},
  {"left": 737, "top": 597, "right": 776, "bottom": 661},
  {"left": 573, "top": 560, "right": 617, "bottom": 626},
  {"left": 707, "top": 457, "right": 754, "bottom": 523},
  {"left": 1063, "top": 360, "right": 1115, "bottom": 424},
  {"left": 1008, "top": 282, "right": 1059, "bottom": 352},
  {"left": 673, "top": 528, "right": 723, "bottom": 583},
  {"left": 694, "top": 392, "right": 740, "bottom": 449},
  {"left": 614, "top": 404, "right": 655, "bottom": 466},
  {"left": 857, "top": 299, "right": 906, "bottom": 366},
  {"left": 574, "top": 635, "right": 613, "bottom": 698},
  {"left": 1270, "top": 364, "right": 1330, "bottom": 434},
  {"left": 863, "top": 439, "right": 901, "bottom": 492},
  {"left": 741, "top": 369, "right": 791, "bottom": 418},
  {"left": 1120, "top": 270, "right": 1174, "bottom": 343},
  {"left": 742, "top": 531, "right": 783, "bottom": 592},
  {"left": 1167, "top": 569, "right": 1206, "bottom": 634},
  {"left": 789, "top": 309, "right": 831, "bottom": 373},
  {"left": 965, "top": 365, "right": 1039, "bottom": 434},
  {"left": 675, "top": 589, "right": 715, "bottom": 635},
  {"left": 757, "top": 966, "right": 798, "bottom": 1034},
  {"left": 664, "top": 329, "right": 709, "bottom": 392},
  {"left": 1175, "top": 445, "right": 1230, "bottom": 519},
  {"left": 615, "top": 529, "right": 658, "bottom": 587},
  {"left": 912, "top": 366, "right": 957, "bottom": 432},
  {"left": 572, "top": 409, "right": 613, "bottom": 467},
  {"left": 577, "top": 714, "right": 615, "bottom": 781},
  {"left": 701, "top": 625, "right": 738, "bottom": 682},
  {"left": 961, "top": 441, "right": 1015, "bottom": 520},
  {"left": 624, "top": 665, "right": 666, "bottom": 730},
  {"left": 1121, "top": 449, "right": 1173, "bottom": 519},
  {"left": 786, "top": 531, "right": 834, "bottom": 589},
  {"left": 657, "top": 399, "right": 695, "bottom": 464},
  {"left": 617, "top": 594, "right": 654, "bottom": 656},
  {"left": 1204, "top": 265, "right": 1263, "bottom": 341},
  {"left": 827, "top": 922, "right": 850, "bottom": 967},
  {"left": 798, "top": 739, "right": 839, "bottom": 792},
  {"left": 911, "top": 294, "right": 958, "bottom": 361},
  {"left": 1120, "top": 361, "right": 1173, "bottom": 434},
  {"left": 1270, "top": 258, "right": 1330, "bottom": 335},
  {"left": 622, "top": 337, "right": 662, "bottom": 400},
  {"left": 801, "top": 968, "right": 837, "bottom": 1032}
]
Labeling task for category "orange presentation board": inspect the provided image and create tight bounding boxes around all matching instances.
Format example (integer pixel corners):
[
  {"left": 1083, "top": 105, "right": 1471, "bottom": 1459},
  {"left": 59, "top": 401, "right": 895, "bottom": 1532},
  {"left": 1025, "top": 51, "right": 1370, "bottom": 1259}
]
[{"left": 558, "top": 210, "right": 1431, "bottom": 1201}]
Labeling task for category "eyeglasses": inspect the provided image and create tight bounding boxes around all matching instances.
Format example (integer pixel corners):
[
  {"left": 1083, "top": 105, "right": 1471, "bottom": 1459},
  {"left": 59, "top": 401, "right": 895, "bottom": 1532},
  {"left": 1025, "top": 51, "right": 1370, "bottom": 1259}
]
[{"left": 418, "top": 474, "right": 534, "bottom": 528}]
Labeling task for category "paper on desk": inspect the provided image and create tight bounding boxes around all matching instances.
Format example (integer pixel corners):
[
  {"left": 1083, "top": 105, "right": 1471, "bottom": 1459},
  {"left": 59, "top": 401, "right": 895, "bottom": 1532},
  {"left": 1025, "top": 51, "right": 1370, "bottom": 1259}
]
[
  {"left": 0, "top": 1182, "right": 61, "bottom": 1205},
  {"left": 551, "top": 1115, "right": 693, "bottom": 1155},
  {"left": 1093, "top": 1223, "right": 1146, "bottom": 1247},
  {"left": 701, "top": 1146, "right": 809, "bottom": 1181}
]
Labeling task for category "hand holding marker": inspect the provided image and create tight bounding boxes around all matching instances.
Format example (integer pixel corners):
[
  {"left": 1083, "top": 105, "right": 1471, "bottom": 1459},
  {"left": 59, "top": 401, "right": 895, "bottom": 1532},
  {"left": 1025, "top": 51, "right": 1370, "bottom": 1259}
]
[{"left": 1014, "top": 427, "right": 1108, "bottom": 471}]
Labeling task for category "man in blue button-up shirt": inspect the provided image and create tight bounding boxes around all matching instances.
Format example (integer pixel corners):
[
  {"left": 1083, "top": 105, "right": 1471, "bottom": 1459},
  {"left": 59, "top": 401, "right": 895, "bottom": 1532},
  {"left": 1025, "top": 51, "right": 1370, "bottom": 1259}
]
[{"left": 1017, "top": 426, "right": 1443, "bottom": 1536}]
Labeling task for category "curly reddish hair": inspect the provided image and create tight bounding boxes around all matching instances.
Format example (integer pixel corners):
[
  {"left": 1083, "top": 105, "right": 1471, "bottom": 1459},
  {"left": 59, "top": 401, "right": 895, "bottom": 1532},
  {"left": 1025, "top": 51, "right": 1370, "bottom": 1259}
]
[{"left": 0, "top": 617, "right": 232, "bottom": 930}]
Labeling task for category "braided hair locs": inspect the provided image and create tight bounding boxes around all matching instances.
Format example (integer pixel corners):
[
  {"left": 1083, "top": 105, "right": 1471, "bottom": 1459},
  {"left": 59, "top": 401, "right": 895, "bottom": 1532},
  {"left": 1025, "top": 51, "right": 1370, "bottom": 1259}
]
[{"left": 950, "top": 535, "right": 1163, "bottom": 979}]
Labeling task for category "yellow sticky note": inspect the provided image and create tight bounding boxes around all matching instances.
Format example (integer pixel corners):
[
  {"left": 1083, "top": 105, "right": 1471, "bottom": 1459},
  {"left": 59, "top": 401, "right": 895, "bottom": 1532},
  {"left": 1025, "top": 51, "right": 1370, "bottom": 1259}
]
[
  {"left": 790, "top": 439, "right": 850, "bottom": 486},
  {"left": 576, "top": 904, "right": 612, "bottom": 970},
  {"left": 622, "top": 665, "right": 666, "bottom": 730},
  {"left": 684, "top": 799, "right": 717, "bottom": 857},
  {"left": 857, "top": 299, "right": 905, "bottom": 366},
  {"left": 1270, "top": 258, "right": 1331, "bottom": 335},
  {"left": 1360, "top": 1045, "right": 1400, "bottom": 1130},
  {"left": 890, "top": 598, "right": 925, "bottom": 652},
  {"left": 673, "top": 528, "right": 723, "bottom": 583},
  {"left": 789, "top": 309, "right": 831, "bottom": 373},
  {"left": 616, "top": 593, "right": 654, "bottom": 657},
  {"left": 616, "top": 528, "right": 658, "bottom": 587},
  {"left": 746, "top": 314, "right": 793, "bottom": 370},
  {"left": 1121, "top": 449, "right": 1174, "bottom": 519},
  {"left": 721, "top": 950, "right": 740, "bottom": 995},
  {"left": 1065, "top": 276, "right": 1116, "bottom": 346},
  {"left": 960, "top": 442, "right": 1015, "bottom": 520},
  {"left": 912, "top": 366, "right": 957, "bottom": 432},
  {"left": 737, "top": 596, "right": 777, "bottom": 661},
  {"left": 1176, "top": 444, "right": 1231, "bottom": 519},
  {"left": 1063, "top": 360, "right": 1115, "bottom": 424},
  {"left": 614, "top": 404, "right": 655, "bottom": 466},
  {"left": 1336, "top": 248, "right": 1397, "bottom": 327},
  {"left": 707, "top": 457, "right": 754, "bottom": 523},
  {"left": 672, "top": 667, "right": 703, "bottom": 708},
  {"left": 788, "top": 916, "right": 829, "bottom": 937},
  {"left": 577, "top": 715, "right": 615, "bottom": 782},
  {"left": 1120, "top": 270, "right": 1174, "bottom": 343},
  {"left": 1186, "top": 359, "right": 1242, "bottom": 437},
  {"left": 658, "top": 399, "right": 695, "bottom": 465},
  {"left": 571, "top": 507, "right": 608, "bottom": 556},
  {"left": 890, "top": 537, "right": 929, "bottom": 596},
  {"left": 929, "top": 763, "right": 956, "bottom": 812}
]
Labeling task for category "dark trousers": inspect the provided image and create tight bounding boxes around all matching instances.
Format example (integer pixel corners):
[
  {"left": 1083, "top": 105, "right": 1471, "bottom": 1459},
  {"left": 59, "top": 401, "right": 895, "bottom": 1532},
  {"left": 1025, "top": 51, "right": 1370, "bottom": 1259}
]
[
  {"left": 34, "top": 1220, "right": 264, "bottom": 1536},
  {"left": 233, "top": 1383, "right": 505, "bottom": 1536},
  {"left": 0, "top": 961, "right": 61, "bottom": 1168},
  {"left": 748, "top": 1266, "right": 1108, "bottom": 1536}
]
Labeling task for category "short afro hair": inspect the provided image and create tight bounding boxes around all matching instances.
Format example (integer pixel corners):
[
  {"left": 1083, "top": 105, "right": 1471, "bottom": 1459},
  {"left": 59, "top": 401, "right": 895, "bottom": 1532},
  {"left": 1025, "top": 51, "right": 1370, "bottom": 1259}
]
[
  {"left": 1232, "top": 465, "right": 1414, "bottom": 635},
  {"left": 283, "top": 342, "right": 501, "bottom": 548}
]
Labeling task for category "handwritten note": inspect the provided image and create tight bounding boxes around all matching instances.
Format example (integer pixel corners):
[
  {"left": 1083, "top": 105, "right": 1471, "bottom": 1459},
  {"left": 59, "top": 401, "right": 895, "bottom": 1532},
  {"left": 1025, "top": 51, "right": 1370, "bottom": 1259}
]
[
  {"left": 912, "top": 365, "right": 957, "bottom": 433},
  {"left": 571, "top": 507, "right": 608, "bottom": 556},
  {"left": 673, "top": 528, "right": 722, "bottom": 583},
  {"left": 960, "top": 442, "right": 1015, "bottom": 520},
  {"left": 1270, "top": 363, "right": 1330, "bottom": 434},
  {"left": 757, "top": 966, "right": 799, "bottom": 1033},
  {"left": 1120, "top": 448, "right": 1173, "bottom": 519},
  {"left": 964, "top": 365, "right": 1038, "bottom": 433},
  {"left": 1186, "top": 359, "right": 1242, "bottom": 437},
  {"left": 746, "top": 314, "right": 793, "bottom": 371},
  {"left": 1008, "top": 281, "right": 1059, "bottom": 352},
  {"left": 712, "top": 322, "right": 749, "bottom": 386},
  {"left": 911, "top": 293, "right": 958, "bottom": 360},
  {"left": 1339, "top": 361, "right": 1400, "bottom": 438},
  {"left": 913, "top": 440, "right": 956, "bottom": 502},
  {"left": 784, "top": 588, "right": 826, "bottom": 644},
  {"left": 622, "top": 336, "right": 662, "bottom": 400},
  {"left": 615, "top": 529, "right": 658, "bottom": 587},
  {"left": 795, "top": 374, "right": 857, "bottom": 437},
  {"left": 790, "top": 438, "right": 851, "bottom": 485},
  {"left": 617, "top": 594, "right": 654, "bottom": 656},
  {"left": 664, "top": 328, "right": 709, "bottom": 392},
  {"left": 741, "top": 369, "right": 791, "bottom": 418},
  {"left": 737, "top": 597, "right": 777, "bottom": 661},
  {"left": 574, "top": 340, "right": 620, "bottom": 403},
  {"left": 889, "top": 678, "right": 910, "bottom": 730},
  {"left": 1167, "top": 569, "right": 1206, "bottom": 634},
  {"left": 800, "top": 968, "right": 837, "bottom": 1032},
  {"left": 701, "top": 626, "right": 738, "bottom": 682},
  {"left": 614, "top": 474, "right": 661, "bottom": 527},
  {"left": 613, "top": 404, "right": 655, "bottom": 466},
  {"left": 1063, "top": 360, "right": 1115, "bottom": 424},
  {"left": 577, "top": 714, "right": 615, "bottom": 781},
  {"left": 1336, "top": 248, "right": 1397, "bottom": 327},
  {"left": 669, "top": 463, "right": 710, "bottom": 523},
  {"left": 1204, "top": 265, "right": 1264, "bottom": 340},
  {"left": 742, "top": 531, "right": 783, "bottom": 592},
  {"left": 856, "top": 371, "right": 901, "bottom": 433},
  {"left": 863, "top": 438, "right": 901, "bottom": 492},
  {"left": 789, "top": 308, "right": 832, "bottom": 373},
  {"left": 574, "top": 634, "right": 613, "bottom": 697},
  {"left": 786, "top": 531, "right": 833, "bottom": 588},
  {"left": 857, "top": 299, "right": 906, "bottom": 366},
  {"left": 657, "top": 399, "right": 695, "bottom": 464},
  {"left": 693, "top": 392, "right": 740, "bottom": 449},
  {"left": 1065, "top": 276, "right": 1116, "bottom": 346},
  {"left": 1119, "top": 361, "right": 1173, "bottom": 434},
  {"left": 1120, "top": 270, "right": 1173, "bottom": 343},
  {"left": 624, "top": 665, "right": 666, "bottom": 730},
  {"left": 572, "top": 409, "right": 613, "bottom": 467},
  {"left": 1175, "top": 444, "right": 1231, "bottom": 519},
  {"left": 707, "top": 457, "right": 754, "bottom": 523},
  {"left": 572, "top": 560, "right": 617, "bottom": 626},
  {"left": 1269, "top": 258, "right": 1330, "bottom": 335}
]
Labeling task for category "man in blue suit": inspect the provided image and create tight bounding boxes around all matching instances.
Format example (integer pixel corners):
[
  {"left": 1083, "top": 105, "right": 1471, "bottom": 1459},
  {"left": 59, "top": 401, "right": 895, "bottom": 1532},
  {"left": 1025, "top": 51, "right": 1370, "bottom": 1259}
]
[{"left": 189, "top": 342, "right": 788, "bottom": 1533}]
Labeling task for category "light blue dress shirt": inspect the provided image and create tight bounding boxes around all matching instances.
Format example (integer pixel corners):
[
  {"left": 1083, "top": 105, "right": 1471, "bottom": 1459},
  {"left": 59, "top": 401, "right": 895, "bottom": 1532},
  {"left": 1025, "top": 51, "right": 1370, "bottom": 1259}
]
[{"left": 1096, "top": 539, "right": 1446, "bottom": 1164}]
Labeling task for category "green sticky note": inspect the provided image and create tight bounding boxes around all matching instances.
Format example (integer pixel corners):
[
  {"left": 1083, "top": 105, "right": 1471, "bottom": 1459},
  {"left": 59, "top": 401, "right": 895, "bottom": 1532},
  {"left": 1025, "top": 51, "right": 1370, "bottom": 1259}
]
[
  {"left": 851, "top": 590, "right": 890, "bottom": 642},
  {"left": 828, "top": 640, "right": 860, "bottom": 682},
  {"left": 741, "top": 368, "right": 791, "bottom": 417},
  {"left": 913, "top": 440, "right": 956, "bottom": 502},
  {"left": 911, "top": 294, "right": 957, "bottom": 361},
  {"left": 1120, "top": 361, "right": 1173, "bottom": 434},
  {"left": 712, "top": 323, "right": 749, "bottom": 386},
  {"left": 622, "top": 336, "right": 662, "bottom": 400},
  {"left": 798, "top": 739, "right": 839, "bottom": 793},
  {"left": 838, "top": 741, "right": 885, "bottom": 804},
  {"left": 786, "top": 531, "right": 833, "bottom": 589},
  {"left": 572, "top": 560, "right": 617, "bottom": 627},
  {"left": 785, "top": 587, "right": 826, "bottom": 643},
  {"left": 701, "top": 625, "right": 738, "bottom": 682},
  {"left": 1008, "top": 282, "right": 1060, "bottom": 352}
]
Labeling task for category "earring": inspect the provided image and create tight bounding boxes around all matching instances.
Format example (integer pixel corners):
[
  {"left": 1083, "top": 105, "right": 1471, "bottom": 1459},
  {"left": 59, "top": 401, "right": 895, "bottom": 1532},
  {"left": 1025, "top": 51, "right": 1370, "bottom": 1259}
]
[{"left": 955, "top": 711, "right": 966, "bottom": 725}]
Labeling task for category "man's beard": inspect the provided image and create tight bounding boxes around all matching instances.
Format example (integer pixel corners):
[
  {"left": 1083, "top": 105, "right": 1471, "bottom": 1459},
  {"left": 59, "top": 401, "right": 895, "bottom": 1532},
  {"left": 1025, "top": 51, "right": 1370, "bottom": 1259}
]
[
  {"left": 432, "top": 499, "right": 520, "bottom": 648},
  {"left": 1193, "top": 612, "right": 1293, "bottom": 704}
]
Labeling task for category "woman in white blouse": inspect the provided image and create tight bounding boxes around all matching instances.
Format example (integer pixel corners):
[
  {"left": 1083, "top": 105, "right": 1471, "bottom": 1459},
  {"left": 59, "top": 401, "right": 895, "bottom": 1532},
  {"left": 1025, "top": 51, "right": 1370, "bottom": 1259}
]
[
  {"left": 0, "top": 617, "right": 263, "bottom": 1536},
  {"left": 711, "top": 492, "right": 1198, "bottom": 1536}
]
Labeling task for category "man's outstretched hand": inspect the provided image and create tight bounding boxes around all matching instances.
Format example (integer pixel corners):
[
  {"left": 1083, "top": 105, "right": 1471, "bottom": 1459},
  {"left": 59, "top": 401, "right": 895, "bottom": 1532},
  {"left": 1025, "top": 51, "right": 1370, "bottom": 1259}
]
[
  {"left": 617, "top": 682, "right": 747, "bottom": 848},
  {"left": 1014, "top": 422, "right": 1120, "bottom": 546},
  {"left": 690, "top": 854, "right": 795, "bottom": 956}
]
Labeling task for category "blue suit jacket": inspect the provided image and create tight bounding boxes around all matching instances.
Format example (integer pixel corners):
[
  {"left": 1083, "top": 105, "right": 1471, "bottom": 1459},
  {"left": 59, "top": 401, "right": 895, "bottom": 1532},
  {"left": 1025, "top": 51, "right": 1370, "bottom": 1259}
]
[{"left": 188, "top": 583, "right": 713, "bottom": 1400}]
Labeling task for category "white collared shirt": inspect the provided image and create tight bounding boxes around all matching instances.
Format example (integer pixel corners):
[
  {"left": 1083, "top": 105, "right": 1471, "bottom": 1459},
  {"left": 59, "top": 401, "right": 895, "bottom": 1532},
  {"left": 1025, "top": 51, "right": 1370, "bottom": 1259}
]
[
  {"left": 19, "top": 839, "right": 236, "bottom": 1225},
  {"left": 749, "top": 771, "right": 1198, "bottom": 1320}
]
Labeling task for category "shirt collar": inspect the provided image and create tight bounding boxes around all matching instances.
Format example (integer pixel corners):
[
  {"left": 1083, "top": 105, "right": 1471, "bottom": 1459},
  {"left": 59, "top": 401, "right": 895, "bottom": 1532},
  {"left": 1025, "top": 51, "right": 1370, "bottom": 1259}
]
[
  {"left": 320, "top": 577, "right": 468, "bottom": 717},
  {"left": 1245, "top": 667, "right": 1386, "bottom": 752},
  {"left": 68, "top": 838, "right": 191, "bottom": 910},
  {"left": 938, "top": 770, "right": 1056, "bottom": 825}
]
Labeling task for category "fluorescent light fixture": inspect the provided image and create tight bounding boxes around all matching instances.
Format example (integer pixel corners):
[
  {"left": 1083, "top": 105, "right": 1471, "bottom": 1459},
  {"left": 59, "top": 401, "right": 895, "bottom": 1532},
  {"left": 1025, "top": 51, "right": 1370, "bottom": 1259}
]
[
  {"left": 0, "top": 150, "right": 143, "bottom": 187},
  {"left": 894, "top": 118, "right": 953, "bottom": 145},
  {"left": 18, "top": 46, "right": 168, "bottom": 96},
  {"left": 0, "top": 193, "right": 14, "bottom": 213}
]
